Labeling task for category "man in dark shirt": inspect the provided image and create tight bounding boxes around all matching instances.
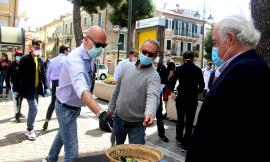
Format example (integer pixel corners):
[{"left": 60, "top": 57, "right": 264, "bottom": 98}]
[{"left": 172, "top": 51, "right": 204, "bottom": 150}]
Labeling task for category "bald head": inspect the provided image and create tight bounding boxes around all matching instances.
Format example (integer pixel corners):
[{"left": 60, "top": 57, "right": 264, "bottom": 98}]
[
  {"left": 87, "top": 26, "right": 106, "bottom": 44},
  {"left": 84, "top": 26, "right": 107, "bottom": 50}
]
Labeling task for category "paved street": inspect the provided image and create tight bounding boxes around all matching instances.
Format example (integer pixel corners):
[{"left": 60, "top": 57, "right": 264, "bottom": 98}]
[{"left": 0, "top": 96, "right": 186, "bottom": 162}]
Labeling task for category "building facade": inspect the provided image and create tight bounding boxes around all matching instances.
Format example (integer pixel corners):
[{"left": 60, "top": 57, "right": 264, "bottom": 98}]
[
  {"left": 37, "top": 6, "right": 211, "bottom": 74},
  {"left": 0, "top": 0, "right": 19, "bottom": 27},
  {"left": 156, "top": 8, "right": 206, "bottom": 66},
  {"left": 37, "top": 7, "right": 127, "bottom": 74}
]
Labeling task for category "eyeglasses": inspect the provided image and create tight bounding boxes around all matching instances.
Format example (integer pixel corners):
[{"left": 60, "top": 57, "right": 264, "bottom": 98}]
[
  {"left": 87, "top": 36, "right": 107, "bottom": 48},
  {"left": 141, "top": 49, "right": 155, "bottom": 58}
]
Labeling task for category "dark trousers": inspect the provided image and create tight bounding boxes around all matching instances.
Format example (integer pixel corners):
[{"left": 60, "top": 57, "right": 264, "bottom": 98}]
[
  {"left": 15, "top": 95, "right": 23, "bottom": 114},
  {"left": 45, "top": 80, "right": 58, "bottom": 120},
  {"left": 175, "top": 97, "right": 198, "bottom": 146},
  {"left": 156, "top": 95, "right": 165, "bottom": 137}
]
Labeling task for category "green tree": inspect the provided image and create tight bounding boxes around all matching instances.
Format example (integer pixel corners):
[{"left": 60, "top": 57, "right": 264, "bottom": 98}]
[
  {"left": 251, "top": 0, "right": 270, "bottom": 64},
  {"left": 109, "top": 0, "right": 155, "bottom": 49},
  {"left": 204, "top": 29, "right": 213, "bottom": 61},
  {"left": 68, "top": 0, "right": 122, "bottom": 47}
]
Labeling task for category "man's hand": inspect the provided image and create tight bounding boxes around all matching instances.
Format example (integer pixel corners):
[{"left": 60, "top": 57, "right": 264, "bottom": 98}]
[
  {"left": 143, "top": 114, "right": 154, "bottom": 127},
  {"left": 45, "top": 89, "right": 51, "bottom": 97},
  {"left": 99, "top": 111, "right": 112, "bottom": 132}
]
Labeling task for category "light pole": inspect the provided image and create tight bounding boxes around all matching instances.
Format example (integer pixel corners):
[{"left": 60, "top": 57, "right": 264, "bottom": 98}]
[
  {"left": 126, "top": 0, "right": 132, "bottom": 58},
  {"left": 194, "top": 3, "right": 214, "bottom": 68}
]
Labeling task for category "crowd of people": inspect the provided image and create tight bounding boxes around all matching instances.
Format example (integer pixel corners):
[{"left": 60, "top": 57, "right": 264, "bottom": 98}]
[{"left": 0, "top": 14, "right": 269, "bottom": 162}]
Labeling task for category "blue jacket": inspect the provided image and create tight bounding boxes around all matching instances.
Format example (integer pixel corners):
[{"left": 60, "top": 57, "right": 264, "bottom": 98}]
[{"left": 186, "top": 50, "right": 270, "bottom": 162}]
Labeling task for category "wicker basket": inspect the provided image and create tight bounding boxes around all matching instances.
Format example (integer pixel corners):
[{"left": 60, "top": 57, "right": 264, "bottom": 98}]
[{"left": 106, "top": 144, "right": 163, "bottom": 162}]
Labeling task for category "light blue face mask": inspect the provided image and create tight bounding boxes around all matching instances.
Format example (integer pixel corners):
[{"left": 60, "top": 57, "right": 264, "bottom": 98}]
[
  {"left": 163, "top": 56, "right": 170, "bottom": 62},
  {"left": 140, "top": 53, "right": 153, "bottom": 65},
  {"left": 15, "top": 56, "right": 21, "bottom": 61},
  {"left": 87, "top": 46, "right": 102, "bottom": 58},
  {"left": 211, "top": 47, "right": 223, "bottom": 67}
]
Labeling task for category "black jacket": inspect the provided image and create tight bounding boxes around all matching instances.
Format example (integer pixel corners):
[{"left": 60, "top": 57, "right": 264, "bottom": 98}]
[
  {"left": 17, "top": 53, "right": 48, "bottom": 99},
  {"left": 5, "top": 61, "right": 20, "bottom": 91},
  {"left": 173, "top": 62, "right": 204, "bottom": 101},
  {"left": 186, "top": 50, "right": 270, "bottom": 162}
]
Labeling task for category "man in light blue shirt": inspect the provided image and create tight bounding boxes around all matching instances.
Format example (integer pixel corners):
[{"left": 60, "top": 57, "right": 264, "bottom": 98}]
[
  {"left": 45, "top": 26, "right": 111, "bottom": 162},
  {"left": 42, "top": 45, "right": 69, "bottom": 131}
]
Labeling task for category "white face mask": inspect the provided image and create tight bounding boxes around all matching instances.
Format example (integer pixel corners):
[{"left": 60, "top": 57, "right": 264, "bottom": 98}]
[
  {"left": 153, "top": 56, "right": 160, "bottom": 64},
  {"left": 33, "top": 50, "right": 41, "bottom": 56},
  {"left": 132, "top": 57, "right": 138, "bottom": 62}
]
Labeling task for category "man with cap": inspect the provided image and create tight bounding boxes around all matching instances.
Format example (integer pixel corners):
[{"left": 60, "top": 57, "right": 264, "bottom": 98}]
[{"left": 17, "top": 39, "right": 50, "bottom": 140}]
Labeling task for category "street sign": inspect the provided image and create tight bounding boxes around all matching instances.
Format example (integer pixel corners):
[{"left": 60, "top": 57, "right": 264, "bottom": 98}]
[
  {"left": 107, "top": 60, "right": 112, "bottom": 64},
  {"left": 136, "top": 16, "right": 166, "bottom": 29}
]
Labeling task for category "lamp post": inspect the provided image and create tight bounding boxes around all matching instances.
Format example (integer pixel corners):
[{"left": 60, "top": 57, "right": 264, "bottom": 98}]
[
  {"left": 126, "top": 0, "right": 132, "bottom": 58},
  {"left": 194, "top": 3, "right": 214, "bottom": 68}
]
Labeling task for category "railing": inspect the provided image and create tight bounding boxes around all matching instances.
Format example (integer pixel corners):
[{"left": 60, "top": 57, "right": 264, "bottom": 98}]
[{"left": 174, "top": 30, "right": 201, "bottom": 38}]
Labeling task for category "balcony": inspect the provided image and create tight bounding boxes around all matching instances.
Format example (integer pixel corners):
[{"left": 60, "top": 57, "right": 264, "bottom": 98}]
[
  {"left": 172, "top": 30, "right": 201, "bottom": 41},
  {"left": 59, "top": 33, "right": 73, "bottom": 41}
]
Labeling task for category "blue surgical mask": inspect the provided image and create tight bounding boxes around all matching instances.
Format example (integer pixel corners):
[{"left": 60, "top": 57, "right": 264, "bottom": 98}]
[
  {"left": 87, "top": 46, "right": 102, "bottom": 58},
  {"left": 211, "top": 47, "right": 223, "bottom": 67},
  {"left": 163, "top": 56, "right": 170, "bottom": 62},
  {"left": 140, "top": 53, "right": 153, "bottom": 65},
  {"left": 87, "top": 40, "right": 103, "bottom": 58},
  {"left": 15, "top": 56, "right": 21, "bottom": 61}
]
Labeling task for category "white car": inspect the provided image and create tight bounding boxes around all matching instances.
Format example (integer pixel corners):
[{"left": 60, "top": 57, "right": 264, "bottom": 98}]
[{"left": 96, "top": 64, "right": 108, "bottom": 80}]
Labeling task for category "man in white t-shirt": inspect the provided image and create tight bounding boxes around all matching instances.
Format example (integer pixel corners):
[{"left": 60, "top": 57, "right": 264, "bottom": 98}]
[{"left": 113, "top": 49, "right": 138, "bottom": 81}]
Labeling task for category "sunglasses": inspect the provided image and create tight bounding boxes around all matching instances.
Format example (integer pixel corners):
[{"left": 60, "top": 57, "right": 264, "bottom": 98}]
[
  {"left": 87, "top": 36, "right": 107, "bottom": 48},
  {"left": 141, "top": 49, "right": 156, "bottom": 58}
]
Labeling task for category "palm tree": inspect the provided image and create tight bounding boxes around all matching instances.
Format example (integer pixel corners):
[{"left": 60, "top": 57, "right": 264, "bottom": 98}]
[{"left": 251, "top": 0, "right": 270, "bottom": 64}]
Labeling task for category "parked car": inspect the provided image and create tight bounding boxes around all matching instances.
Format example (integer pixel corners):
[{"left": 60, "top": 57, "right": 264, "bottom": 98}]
[{"left": 96, "top": 64, "right": 108, "bottom": 80}]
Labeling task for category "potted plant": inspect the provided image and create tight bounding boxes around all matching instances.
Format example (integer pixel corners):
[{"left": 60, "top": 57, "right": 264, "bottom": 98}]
[{"left": 93, "top": 75, "right": 116, "bottom": 101}]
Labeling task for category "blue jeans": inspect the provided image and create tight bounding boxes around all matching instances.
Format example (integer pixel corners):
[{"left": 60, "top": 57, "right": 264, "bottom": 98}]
[
  {"left": 47, "top": 99, "right": 81, "bottom": 162},
  {"left": 113, "top": 114, "right": 146, "bottom": 145},
  {"left": 26, "top": 91, "right": 39, "bottom": 130}
]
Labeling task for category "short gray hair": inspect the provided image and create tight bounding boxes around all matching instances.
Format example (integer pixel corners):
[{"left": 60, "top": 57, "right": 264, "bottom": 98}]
[
  {"left": 142, "top": 39, "right": 160, "bottom": 53},
  {"left": 218, "top": 15, "right": 261, "bottom": 46}
]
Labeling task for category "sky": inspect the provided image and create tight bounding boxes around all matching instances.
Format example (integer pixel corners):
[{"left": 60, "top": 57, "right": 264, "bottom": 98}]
[
  {"left": 18, "top": 0, "right": 73, "bottom": 27},
  {"left": 18, "top": 0, "right": 251, "bottom": 27},
  {"left": 153, "top": 0, "right": 251, "bottom": 22}
]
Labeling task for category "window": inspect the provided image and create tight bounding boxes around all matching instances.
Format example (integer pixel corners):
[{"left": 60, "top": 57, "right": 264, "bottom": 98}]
[
  {"left": 98, "top": 13, "right": 102, "bottom": 27},
  {"left": 98, "top": 64, "right": 106, "bottom": 69},
  {"left": 166, "top": 40, "right": 172, "bottom": 50},
  {"left": 165, "top": 19, "right": 173, "bottom": 29},
  {"left": 83, "top": 17, "right": 87, "bottom": 26},
  {"left": 70, "top": 22, "right": 73, "bottom": 34},
  {"left": 180, "top": 42, "right": 184, "bottom": 55},
  {"left": 90, "top": 15, "right": 94, "bottom": 26},
  {"left": 65, "top": 24, "right": 68, "bottom": 34},
  {"left": 196, "top": 44, "right": 200, "bottom": 52},
  {"left": 187, "top": 42, "right": 192, "bottom": 51},
  {"left": 197, "top": 25, "right": 201, "bottom": 34},
  {"left": 174, "top": 20, "right": 182, "bottom": 35},
  {"left": 118, "top": 33, "right": 125, "bottom": 50}
]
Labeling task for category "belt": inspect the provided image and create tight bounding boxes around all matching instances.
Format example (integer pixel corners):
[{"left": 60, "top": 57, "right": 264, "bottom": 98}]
[{"left": 57, "top": 99, "right": 79, "bottom": 110}]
